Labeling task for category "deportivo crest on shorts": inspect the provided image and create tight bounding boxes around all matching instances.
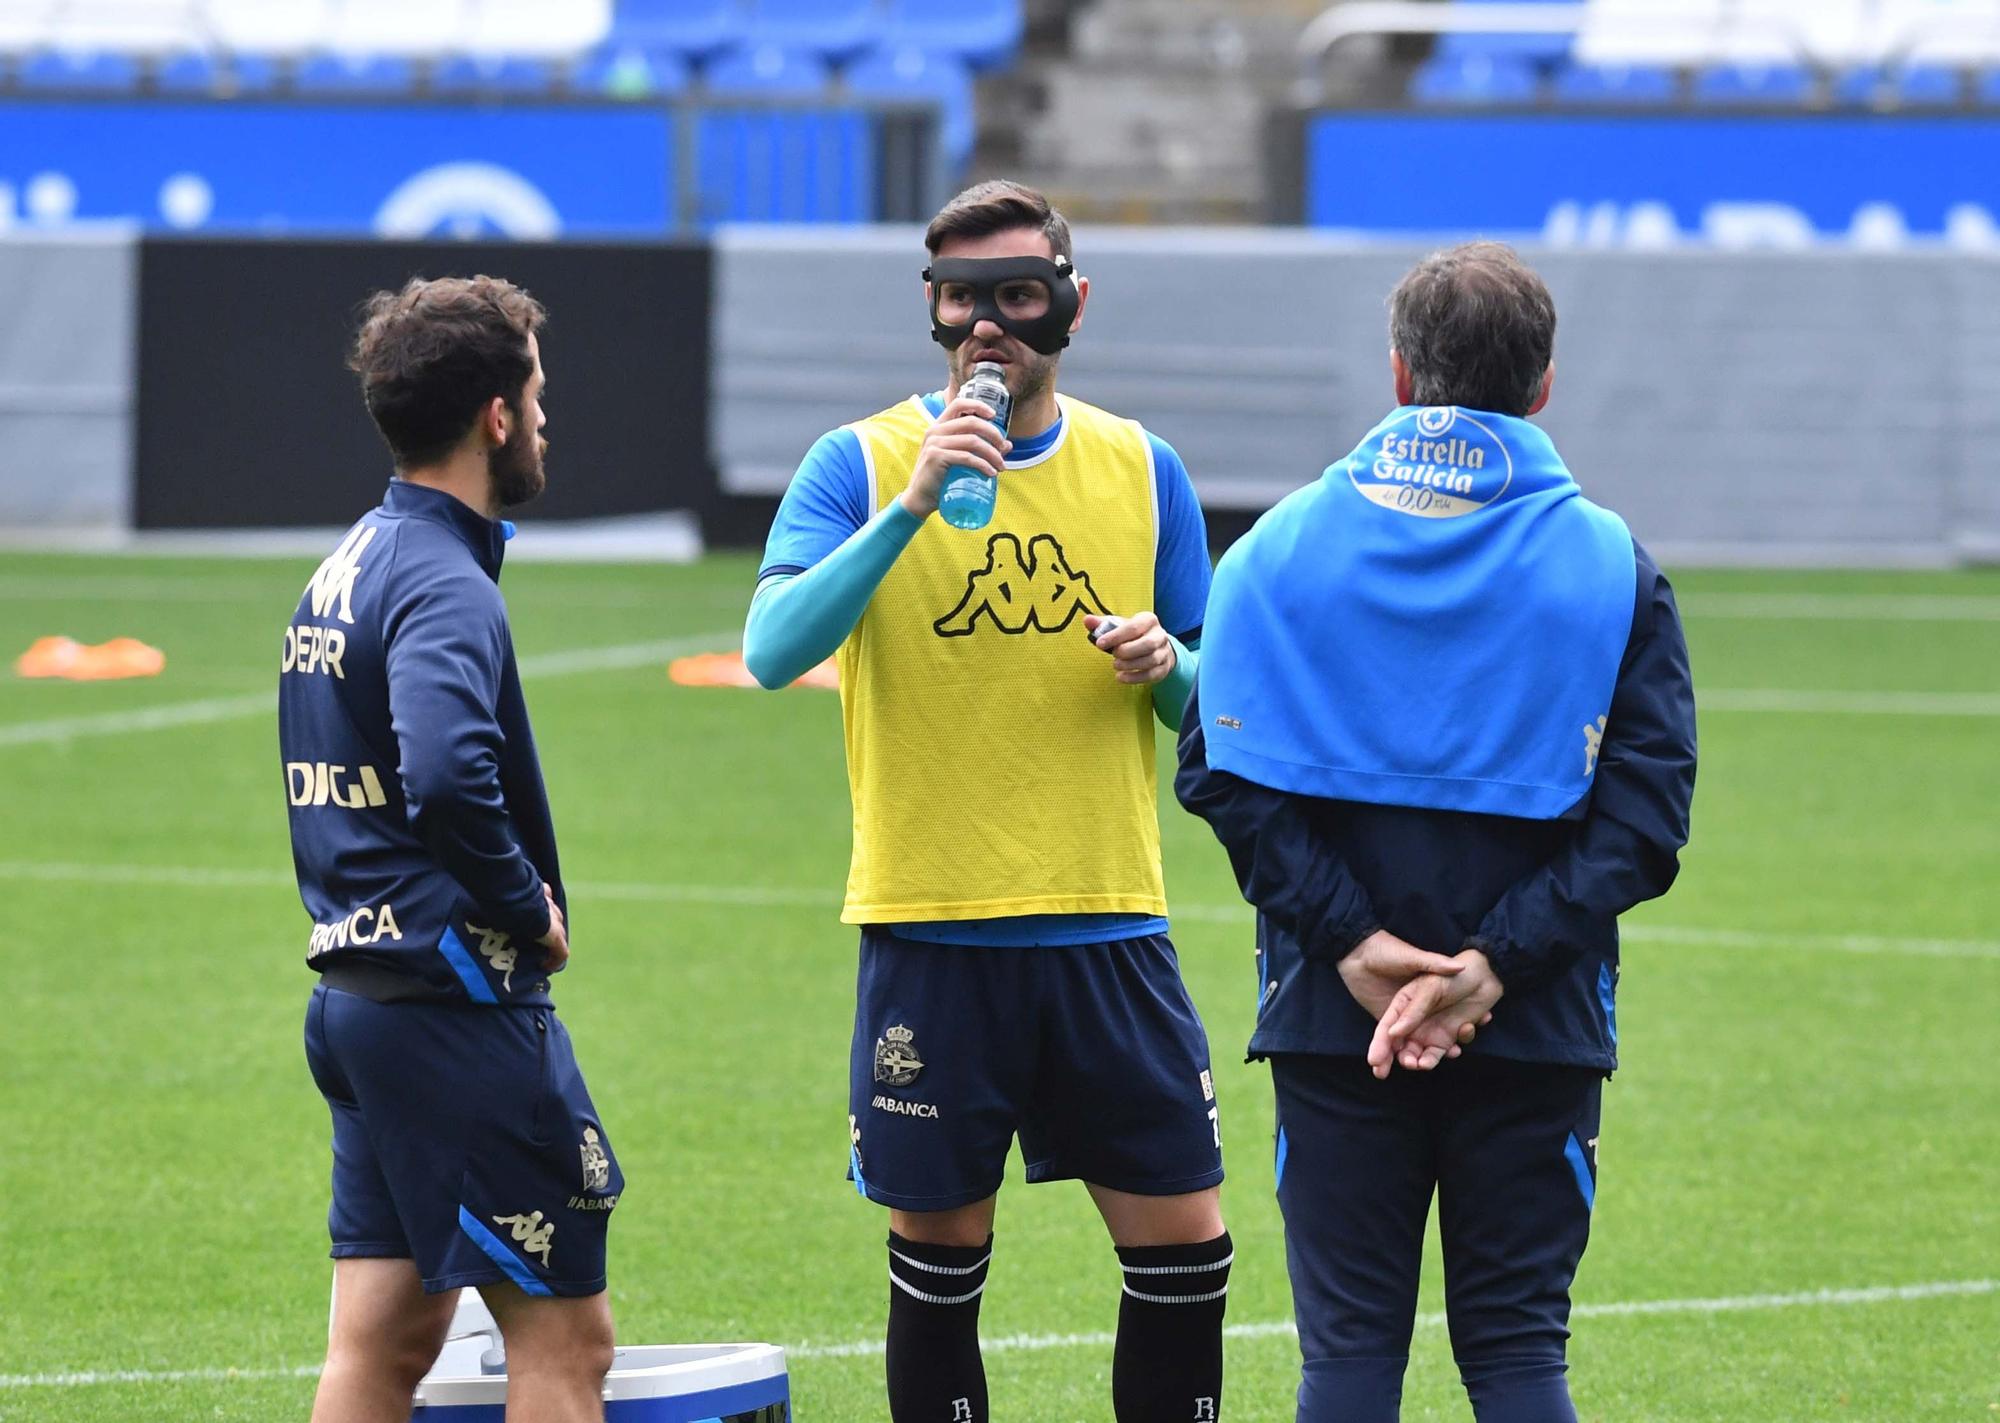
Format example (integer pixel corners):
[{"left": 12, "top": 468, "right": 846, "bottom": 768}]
[
  {"left": 580, "top": 1125, "right": 611, "bottom": 1193},
  {"left": 874, "top": 1024, "right": 924, "bottom": 1087}
]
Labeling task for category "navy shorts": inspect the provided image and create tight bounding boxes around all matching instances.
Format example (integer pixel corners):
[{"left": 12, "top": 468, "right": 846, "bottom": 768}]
[
  {"left": 847, "top": 929, "right": 1225, "bottom": 1212},
  {"left": 304, "top": 983, "right": 623, "bottom": 1298},
  {"left": 1272, "top": 1053, "right": 1602, "bottom": 1423}
]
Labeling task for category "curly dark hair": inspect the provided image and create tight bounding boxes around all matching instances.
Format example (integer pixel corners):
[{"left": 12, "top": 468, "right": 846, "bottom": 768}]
[{"left": 349, "top": 274, "right": 546, "bottom": 468}]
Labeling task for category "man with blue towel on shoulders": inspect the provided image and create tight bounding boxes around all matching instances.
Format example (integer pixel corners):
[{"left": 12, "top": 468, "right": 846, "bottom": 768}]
[{"left": 1177, "top": 242, "right": 1697, "bottom": 1423}]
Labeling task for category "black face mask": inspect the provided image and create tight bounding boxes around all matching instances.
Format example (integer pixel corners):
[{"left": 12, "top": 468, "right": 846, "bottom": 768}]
[{"left": 923, "top": 254, "right": 1080, "bottom": 356}]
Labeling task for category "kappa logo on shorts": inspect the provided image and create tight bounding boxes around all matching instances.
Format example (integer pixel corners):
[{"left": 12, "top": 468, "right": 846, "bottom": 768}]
[
  {"left": 873, "top": 1024, "right": 924, "bottom": 1087},
  {"left": 1583, "top": 715, "right": 1609, "bottom": 776},
  {"left": 933, "top": 532, "right": 1111, "bottom": 637},
  {"left": 492, "top": 1210, "right": 554, "bottom": 1267},
  {"left": 580, "top": 1126, "right": 611, "bottom": 1193},
  {"left": 464, "top": 922, "right": 518, "bottom": 991}
]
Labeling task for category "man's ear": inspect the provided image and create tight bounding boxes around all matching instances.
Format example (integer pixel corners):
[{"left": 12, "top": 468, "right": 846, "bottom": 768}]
[
  {"left": 1390, "top": 349, "right": 1415, "bottom": 406},
  {"left": 1527, "top": 363, "right": 1555, "bottom": 416},
  {"left": 1069, "top": 274, "right": 1089, "bottom": 335},
  {"left": 484, "top": 395, "right": 510, "bottom": 448}
]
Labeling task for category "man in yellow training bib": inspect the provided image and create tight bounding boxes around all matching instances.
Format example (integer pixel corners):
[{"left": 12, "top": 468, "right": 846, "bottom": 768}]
[{"left": 744, "top": 181, "right": 1229, "bottom": 1422}]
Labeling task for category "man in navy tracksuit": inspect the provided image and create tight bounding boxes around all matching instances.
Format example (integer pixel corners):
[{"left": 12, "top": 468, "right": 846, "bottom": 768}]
[
  {"left": 1177, "top": 243, "right": 1697, "bottom": 1422},
  {"left": 280, "top": 275, "right": 620, "bottom": 1423}
]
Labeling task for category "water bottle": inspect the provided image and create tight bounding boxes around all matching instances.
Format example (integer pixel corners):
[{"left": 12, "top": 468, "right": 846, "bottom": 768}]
[{"left": 937, "top": 362, "right": 1012, "bottom": 530}]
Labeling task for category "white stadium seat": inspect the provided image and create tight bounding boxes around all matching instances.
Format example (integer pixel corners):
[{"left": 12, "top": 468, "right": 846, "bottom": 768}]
[
  {"left": 325, "top": 0, "right": 469, "bottom": 57},
  {"left": 465, "top": 0, "right": 611, "bottom": 59},
  {"left": 1878, "top": 0, "right": 2000, "bottom": 64},
  {"left": 0, "top": 0, "right": 56, "bottom": 54},
  {"left": 200, "top": 0, "right": 335, "bottom": 54},
  {"left": 1727, "top": 0, "right": 1870, "bottom": 66},
  {"left": 1574, "top": 0, "right": 1729, "bottom": 66},
  {"left": 47, "top": 0, "right": 205, "bottom": 51}
]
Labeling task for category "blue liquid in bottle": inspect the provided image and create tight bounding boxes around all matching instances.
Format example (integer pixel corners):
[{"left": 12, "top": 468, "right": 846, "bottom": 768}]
[{"left": 938, "top": 362, "right": 1013, "bottom": 531}]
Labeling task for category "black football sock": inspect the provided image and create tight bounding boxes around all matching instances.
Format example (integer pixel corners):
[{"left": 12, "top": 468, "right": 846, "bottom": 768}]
[
  {"left": 1113, "top": 1231, "right": 1233, "bottom": 1422},
  {"left": 885, "top": 1230, "right": 991, "bottom": 1423}
]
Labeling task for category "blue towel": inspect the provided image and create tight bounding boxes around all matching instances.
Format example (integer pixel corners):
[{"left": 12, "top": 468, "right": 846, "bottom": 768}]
[{"left": 1200, "top": 406, "right": 1635, "bottom": 820}]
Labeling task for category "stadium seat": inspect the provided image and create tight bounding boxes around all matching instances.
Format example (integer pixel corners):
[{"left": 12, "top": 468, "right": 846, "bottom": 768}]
[
  {"left": 1726, "top": 0, "right": 1868, "bottom": 66},
  {"left": 702, "top": 42, "right": 829, "bottom": 94},
  {"left": 1436, "top": 0, "right": 1580, "bottom": 67},
  {"left": 47, "top": 0, "right": 205, "bottom": 52},
  {"left": 157, "top": 47, "right": 281, "bottom": 91},
  {"left": 1409, "top": 53, "right": 1542, "bottom": 104},
  {"left": 608, "top": 0, "right": 746, "bottom": 60},
  {"left": 295, "top": 51, "right": 416, "bottom": 90},
  {"left": 325, "top": 0, "right": 467, "bottom": 58},
  {"left": 0, "top": 1, "right": 55, "bottom": 57},
  {"left": 572, "top": 41, "right": 691, "bottom": 95},
  {"left": 431, "top": 53, "right": 555, "bottom": 93},
  {"left": 200, "top": 0, "right": 336, "bottom": 56},
  {"left": 1883, "top": 0, "right": 2000, "bottom": 67},
  {"left": 1690, "top": 62, "right": 1812, "bottom": 103},
  {"left": 745, "top": 0, "right": 878, "bottom": 59},
  {"left": 1551, "top": 60, "right": 1676, "bottom": 103},
  {"left": 466, "top": 0, "right": 613, "bottom": 59},
  {"left": 1981, "top": 65, "right": 2000, "bottom": 101},
  {"left": 1575, "top": 0, "right": 1726, "bottom": 67},
  {"left": 844, "top": 43, "right": 974, "bottom": 172},
  {"left": 19, "top": 47, "right": 141, "bottom": 87},
  {"left": 880, "top": 0, "right": 1021, "bottom": 71}
]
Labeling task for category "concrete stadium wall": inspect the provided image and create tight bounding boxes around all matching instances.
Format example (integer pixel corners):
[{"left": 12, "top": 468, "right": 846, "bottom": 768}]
[
  {"left": 714, "top": 230, "right": 2000, "bottom": 565},
  {"left": 5, "top": 229, "right": 1997, "bottom": 563},
  {"left": 0, "top": 235, "right": 135, "bottom": 531}
]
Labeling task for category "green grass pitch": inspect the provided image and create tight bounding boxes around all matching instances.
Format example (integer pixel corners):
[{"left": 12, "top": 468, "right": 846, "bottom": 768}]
[{"left": 1, "top": 551, "right": 1995, "bottom": 1422}]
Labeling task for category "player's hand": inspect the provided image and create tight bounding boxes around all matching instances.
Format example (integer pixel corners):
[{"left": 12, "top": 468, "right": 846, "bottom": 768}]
[
  {"left": 1085, "top": 610, "right": 1176, "bottom": 685},
  {"left": 1367, "top": 949, "right": 1504, "bottom": 1079},
  {"left": 537, "top": 884, "right": 569, "bottom": 972},
  {"left": 899, "top": 395, "right": 1012, "bottom": 518}
]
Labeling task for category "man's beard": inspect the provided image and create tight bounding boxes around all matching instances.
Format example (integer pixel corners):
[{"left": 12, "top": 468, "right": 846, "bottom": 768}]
[
  {"left": 491, "top": 421, "right": 546, "bottom": 510},
  {"left": 951, "top": 346, "right": 1056, "bottom": 410}
]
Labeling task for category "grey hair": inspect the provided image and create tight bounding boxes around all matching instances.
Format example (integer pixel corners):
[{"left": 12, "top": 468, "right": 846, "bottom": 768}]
[{"left": 1388, "top": 242, "right": 1556, "bottom": 416}]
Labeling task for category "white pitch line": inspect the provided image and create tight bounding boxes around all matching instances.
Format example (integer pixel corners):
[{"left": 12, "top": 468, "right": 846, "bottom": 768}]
[
  {"left": 3, "top": 861, "right": 1998, "bottom": 962},
  {"left": 0, "top": 633, "right": 737, "bottom": 749},
  {"left": 1686, "top": 593, "right": 2000, "bottom": 623},
  {"left": 8, "top": 1279, "right": 1988, "bottom": 1386}
]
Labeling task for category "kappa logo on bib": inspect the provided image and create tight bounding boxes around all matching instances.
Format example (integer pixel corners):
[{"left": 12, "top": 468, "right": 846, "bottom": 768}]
[
  {"left": 1348, "top": 406, "right": 1514, "bottom": 519},
  {"left": 934, "top": 532, "right": 1111, "bottom": 637}
]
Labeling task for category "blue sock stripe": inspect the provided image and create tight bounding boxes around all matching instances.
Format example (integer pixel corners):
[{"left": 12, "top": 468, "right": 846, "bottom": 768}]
[
  {"left": 456, "top": 1206, "right": 554, "bottom": 1296},
  {"left": 1563, "top": 1132, "right": 1596, "bottom": 1211},
  {"left": 438, "top": 926, "right": 499, "bottom": 1004},
  {"left": 1274, "top": 1126, "right": 1289, "bottom": 1192}
]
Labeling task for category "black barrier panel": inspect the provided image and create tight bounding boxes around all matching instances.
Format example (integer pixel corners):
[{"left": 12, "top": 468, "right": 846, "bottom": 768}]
[{"left": 136, "top": 239, "right": 711, "bottom": 528}]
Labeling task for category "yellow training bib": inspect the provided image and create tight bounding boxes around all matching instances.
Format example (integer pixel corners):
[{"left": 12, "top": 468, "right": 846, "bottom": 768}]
[{"left": 836, "top": 393, "right": 1166, "bottom": 924}]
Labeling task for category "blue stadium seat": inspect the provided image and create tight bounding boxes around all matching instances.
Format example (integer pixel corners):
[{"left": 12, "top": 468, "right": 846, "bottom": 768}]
[
  {"left": 431, "top": 55, "right": 556, "bottom": 95},
  {"left": 1409, "top": 53, "right": 1541, "bottom": 104},
  {"left": 295, "top": 53, "right": 416, "bottom": 93},
  {"left": 1552, "top": 61, "right": 1676, "bottom": 105},
  {"left": 844, "top": 43, "right": 975, "bottom": 172},
  {"left": 703, "top": 43, "right": 830, "bottom": 94},
  {"left": 609, "top": 0, "right": 745, "bottom": 60},
  {"left": 746, "top": 0, "right": 879, "bottom": 59},
  {"left": 155, "top": 49, "right": 220, "bottom": 91},
  {"left": 1436, "top": 0, "right": 1580, "bottom": 67},
  {"left": 1980, "top": 68, "right": 2000, "bottom": 106},
  {"left": 19, "top": 49, "right": 140, "bottom": 90},
  {"left": 880, "top": 0, "right": 1022, "bottom": 71},
  {"left": 1836, "top": 64, "right": 1962, "bottom": 107},
  {"left": 573, "top": 42, "right": 691, "bottom": 96},
  {"left": 1691, "top": 63, "right": 1812, "bottom": 105}
]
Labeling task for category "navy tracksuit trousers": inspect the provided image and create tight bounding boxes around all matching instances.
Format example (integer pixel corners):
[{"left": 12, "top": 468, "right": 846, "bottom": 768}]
[{"left": 1272, "top": 1052, "right": 1603, "bottom": 1423}]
